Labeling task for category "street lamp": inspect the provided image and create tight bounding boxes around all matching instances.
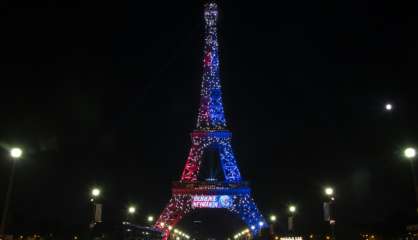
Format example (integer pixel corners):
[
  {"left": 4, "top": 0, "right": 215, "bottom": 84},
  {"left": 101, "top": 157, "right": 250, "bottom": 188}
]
[
  {"left": 147, "top": 215, "right": 154, "bottom": 223},
  {"left": 128, "top": 206, "right": 136, "bottom": 214},
  {"left": 269, "top": 214, "right": 277, "bottom": 235},
  {"left": 288, "top": 205, "right": 296, "bottom": 233},
  {"left": 90, "top": 187, "right": 102, "bottom": 227},
  {"left": 324, "top": 187, "right": 336, "bottom": 240},
  {"left": 404, "top": 147, "right": 418, "bottom": 213},
  {"left": 91, "top": 188, "right": 101, "bottom": 198},
  {"left": 126, "top": 206, "right": 136, "bottom": 222},
  {"left": 325, "top": 187, "right": 334, "bottom": 197},
  {"left": 405, "top": 147, "right": 416, "bottom": 159},
  {"left": 10, "top": 148, "right": 23, "bottom": 159},
  {"left": 0, "top": 147, "right": 23, "bottom": 238},
  {"left": 289, "top": 205, "right": 296, "bottom": 213}
]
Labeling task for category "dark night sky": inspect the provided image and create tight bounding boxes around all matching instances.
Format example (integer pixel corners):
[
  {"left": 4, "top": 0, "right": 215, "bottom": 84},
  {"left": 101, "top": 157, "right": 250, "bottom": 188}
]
[{"left": 1, "top": 0, "right": 418, "bottom": 238}]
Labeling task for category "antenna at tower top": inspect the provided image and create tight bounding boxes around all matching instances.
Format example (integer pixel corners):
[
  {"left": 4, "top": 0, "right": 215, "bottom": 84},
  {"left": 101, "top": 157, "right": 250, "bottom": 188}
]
[{"left": 204, "top": 0, "right": 218, "bottom": 27}]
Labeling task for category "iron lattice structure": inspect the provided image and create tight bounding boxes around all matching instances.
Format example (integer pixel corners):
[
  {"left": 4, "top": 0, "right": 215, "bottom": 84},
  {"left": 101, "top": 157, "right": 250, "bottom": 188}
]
[{"left": 155, "top": 2, "right": 266, "bottom": 239}]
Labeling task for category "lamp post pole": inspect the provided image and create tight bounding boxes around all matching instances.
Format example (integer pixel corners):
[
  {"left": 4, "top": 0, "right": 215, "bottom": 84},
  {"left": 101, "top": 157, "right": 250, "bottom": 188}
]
[{"left": 0, "top": 148, "right": 23, "bottom": 239}]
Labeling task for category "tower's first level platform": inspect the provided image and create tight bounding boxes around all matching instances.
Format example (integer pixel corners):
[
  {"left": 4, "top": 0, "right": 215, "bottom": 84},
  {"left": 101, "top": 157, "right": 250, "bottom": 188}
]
[{"left": 172, "top": 181, "right": 251, "bottom": 195}]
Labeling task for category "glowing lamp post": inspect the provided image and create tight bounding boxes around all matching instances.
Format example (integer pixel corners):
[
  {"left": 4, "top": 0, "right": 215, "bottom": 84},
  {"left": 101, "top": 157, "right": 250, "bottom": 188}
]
[
  {"left": 269, "top": 215, "right": 277, "bottom": 235},
  {"left": 288, "top": 205, "right": 296, "bottom": 233},
  {"left": 147, "top": 215, "right": 154, "bottom": 224},
  {"left": 128, "top": 206, "right": 136, "bottom": 214},
  {"left": 404, "top": 147, "right": 418, "bottom": 213},
  {"left": 323, "top": 187, "right": 336, "bottom": 240},
  {"left": 90, "top": 187, "right": 102, "bottom": 227},
  {"left": 10, "top": 148, "right": 22, "bottom": 159},
  {"left": 325, "top": 187, "right": 334, "bottom": 197},
  {"left": 405, "top": 147, "right": 416, "bottom": 159},
  {"left": 91, "top": 188, "right": 101, "bottom": 198},
  {"left": 127, "top": 206, "right": 136, "bottom": 222},
  {"left": 0, "top": 147, "right": 23, "bottom": 238}
]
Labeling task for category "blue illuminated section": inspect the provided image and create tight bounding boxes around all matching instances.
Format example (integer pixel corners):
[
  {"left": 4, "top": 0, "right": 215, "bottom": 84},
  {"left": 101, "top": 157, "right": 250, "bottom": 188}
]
[
  {"left": 190, "top": 193, "right": 267, "bottom": 234},
  {"left": 218, "top": 137, "right": 241, "bottom": 182},
  {"left": 229, "top": 195, "right": 267, "bottom": 235}
]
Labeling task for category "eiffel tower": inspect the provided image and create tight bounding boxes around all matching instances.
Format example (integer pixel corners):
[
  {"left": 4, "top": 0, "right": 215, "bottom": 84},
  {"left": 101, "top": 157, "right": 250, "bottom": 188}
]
[{"left": 155, "top": 2, "right": 266, "bottom": 238}]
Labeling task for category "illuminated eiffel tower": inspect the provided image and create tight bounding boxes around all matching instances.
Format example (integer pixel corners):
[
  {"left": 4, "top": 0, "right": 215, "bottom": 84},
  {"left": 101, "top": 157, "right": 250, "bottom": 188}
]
[{"left": 155, "top": 2, "right": 266, "bottom": 239}]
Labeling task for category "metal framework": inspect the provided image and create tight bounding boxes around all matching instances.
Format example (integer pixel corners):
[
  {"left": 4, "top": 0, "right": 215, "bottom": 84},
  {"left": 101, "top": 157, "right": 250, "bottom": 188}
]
[{"left": 155, "top": 2, "right": 266, "bottom": 239}]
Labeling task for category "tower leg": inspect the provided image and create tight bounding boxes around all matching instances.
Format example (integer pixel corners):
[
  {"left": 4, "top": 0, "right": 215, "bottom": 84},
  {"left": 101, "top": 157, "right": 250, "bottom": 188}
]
[
  {"left": 218, "top": 139, "right": 241, "bottom": 182},
  {"left": 228, "top": 195, "right": 267, "bottom": 236},
  {"left": 155, "top": 195, "right": 192, "bottom": 240},
  {"left": 181, "top": 142, "right": 205, "bottom": 182}
]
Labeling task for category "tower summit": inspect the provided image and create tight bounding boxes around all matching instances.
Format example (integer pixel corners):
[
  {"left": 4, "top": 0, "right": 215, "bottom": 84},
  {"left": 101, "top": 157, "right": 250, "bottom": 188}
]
[
  {"left": 197, "top": 2, "right": 227, "bottom": 130},
  {"left": 155, "top": 2, "right": 267, "bottom": 239}
]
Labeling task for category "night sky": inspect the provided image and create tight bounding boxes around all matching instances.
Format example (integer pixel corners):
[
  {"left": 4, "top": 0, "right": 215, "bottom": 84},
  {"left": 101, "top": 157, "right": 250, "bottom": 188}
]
[{"left": 1, "top": 0, "right": 418, "bottom": 238}]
